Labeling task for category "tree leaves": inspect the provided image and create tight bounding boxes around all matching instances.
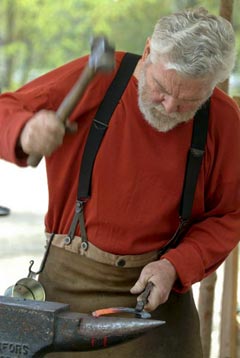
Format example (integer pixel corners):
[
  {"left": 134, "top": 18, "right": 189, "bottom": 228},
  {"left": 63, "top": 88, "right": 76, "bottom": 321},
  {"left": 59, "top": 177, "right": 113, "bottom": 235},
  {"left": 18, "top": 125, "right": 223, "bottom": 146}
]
[{"left": 0, "top": 0, "right": 239, "bottom": 91}]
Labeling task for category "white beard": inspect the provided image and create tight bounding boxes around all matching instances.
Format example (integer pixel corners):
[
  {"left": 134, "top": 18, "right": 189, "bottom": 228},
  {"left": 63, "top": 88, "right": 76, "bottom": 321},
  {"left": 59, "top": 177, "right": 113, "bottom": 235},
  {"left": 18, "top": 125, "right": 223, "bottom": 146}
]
[{"left": 137, "top": 69, "right": 198, "bottom": 132}]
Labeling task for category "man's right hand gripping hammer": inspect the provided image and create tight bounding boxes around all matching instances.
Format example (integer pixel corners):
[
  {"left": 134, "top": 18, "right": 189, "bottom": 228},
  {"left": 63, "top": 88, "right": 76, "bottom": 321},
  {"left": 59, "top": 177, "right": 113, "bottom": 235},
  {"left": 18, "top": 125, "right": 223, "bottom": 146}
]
[
  {"left": 20, "top": 110, "right": 66, "bottom": 160},
  {"left": 23, "top": 36, "right": 115, "bottom": 167}
]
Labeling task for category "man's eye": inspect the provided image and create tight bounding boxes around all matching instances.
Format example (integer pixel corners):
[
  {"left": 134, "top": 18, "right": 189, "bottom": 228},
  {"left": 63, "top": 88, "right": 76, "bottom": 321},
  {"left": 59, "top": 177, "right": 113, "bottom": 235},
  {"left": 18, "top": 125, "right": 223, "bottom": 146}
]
[{"left": 155, "top": 83, "right": 167, "bottom": 94}]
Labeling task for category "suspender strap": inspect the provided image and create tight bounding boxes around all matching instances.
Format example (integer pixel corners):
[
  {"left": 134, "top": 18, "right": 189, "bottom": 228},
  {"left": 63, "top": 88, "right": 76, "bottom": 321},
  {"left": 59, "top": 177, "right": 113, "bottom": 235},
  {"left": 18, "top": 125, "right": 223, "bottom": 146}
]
[
  {"left": 78, "top": 53, "right": 141, "bottom": 200},
  {"left": 158, "top": 99, "right": 210, "bottom": 256},
  {"left": 65, "top": 53, "right": 140, "bottom": 248},
  {"left": 179, "top": 99, "right": 210, "bottom": 221}
]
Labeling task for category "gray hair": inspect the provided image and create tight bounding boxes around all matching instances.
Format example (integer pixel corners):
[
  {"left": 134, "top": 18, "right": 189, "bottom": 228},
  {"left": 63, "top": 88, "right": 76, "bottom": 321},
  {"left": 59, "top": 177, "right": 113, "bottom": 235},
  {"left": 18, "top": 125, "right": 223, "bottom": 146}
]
[{"left": 150, "top": 7, "right": 236, "bottom": 84}]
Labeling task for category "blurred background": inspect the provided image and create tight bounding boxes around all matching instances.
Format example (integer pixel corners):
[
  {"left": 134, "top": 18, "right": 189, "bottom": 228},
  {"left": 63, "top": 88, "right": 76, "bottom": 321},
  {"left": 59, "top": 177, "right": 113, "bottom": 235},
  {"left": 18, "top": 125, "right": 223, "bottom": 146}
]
[
  {"left": 0, "top": 0, "right": 240, "bottom": 357},
  {"left": 0, "top": 0, "right": 239, "bottom": 94}
]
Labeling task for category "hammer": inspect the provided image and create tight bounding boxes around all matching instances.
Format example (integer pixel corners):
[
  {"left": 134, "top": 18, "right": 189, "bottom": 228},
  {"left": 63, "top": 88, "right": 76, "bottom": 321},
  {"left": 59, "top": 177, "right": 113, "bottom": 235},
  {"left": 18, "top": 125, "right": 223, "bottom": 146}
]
[
  {"left": 27, "top": 36, "right": 115, "bottom": 167},
  {"left": 0, "top": 296, "right": 164, "bottom": 357}
]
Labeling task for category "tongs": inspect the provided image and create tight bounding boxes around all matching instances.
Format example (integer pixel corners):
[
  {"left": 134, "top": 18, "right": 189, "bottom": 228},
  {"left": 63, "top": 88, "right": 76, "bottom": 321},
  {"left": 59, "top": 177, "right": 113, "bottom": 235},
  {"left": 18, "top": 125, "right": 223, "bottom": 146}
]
[{"left": 92, "top": 282, "right": 156, "bottom": 320}]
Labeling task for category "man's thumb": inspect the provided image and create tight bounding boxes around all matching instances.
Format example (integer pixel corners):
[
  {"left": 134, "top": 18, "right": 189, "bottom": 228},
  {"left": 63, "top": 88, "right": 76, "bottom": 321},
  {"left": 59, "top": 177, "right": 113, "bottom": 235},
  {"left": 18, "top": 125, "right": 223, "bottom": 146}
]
[{"left": 130, "top": 280, "right": 146, "bottom": 294}]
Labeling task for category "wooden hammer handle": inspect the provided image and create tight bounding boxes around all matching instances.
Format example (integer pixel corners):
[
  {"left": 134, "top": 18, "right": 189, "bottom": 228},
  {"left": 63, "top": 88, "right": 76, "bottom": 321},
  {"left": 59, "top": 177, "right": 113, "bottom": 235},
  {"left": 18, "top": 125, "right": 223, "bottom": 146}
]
[{"left": 27, "top": 66, "right": 96, "bottom": 167}]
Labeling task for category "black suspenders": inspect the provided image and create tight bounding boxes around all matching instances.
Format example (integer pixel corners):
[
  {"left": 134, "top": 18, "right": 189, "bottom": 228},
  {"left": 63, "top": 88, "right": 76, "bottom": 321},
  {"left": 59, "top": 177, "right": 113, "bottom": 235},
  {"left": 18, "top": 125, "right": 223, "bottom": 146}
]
[
  {"left": 78, "top": 53, "right": 141, "bottom": 200},
  {"left": 64, "top": 52, "right": 210, "bottom": 255},
  {"left": 64, "top": 53, "right": 141, "bottom": 248},
  {"left": 158, "top": 99, "right": 210, "bottom": 256}
]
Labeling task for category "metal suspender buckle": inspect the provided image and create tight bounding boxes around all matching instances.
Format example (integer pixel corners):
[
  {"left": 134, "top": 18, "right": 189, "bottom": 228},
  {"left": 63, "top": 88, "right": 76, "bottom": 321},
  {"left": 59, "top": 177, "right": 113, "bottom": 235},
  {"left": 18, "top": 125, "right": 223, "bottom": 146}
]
[
  {"left": 64, "top": 200, "right": 89, "bottom": 250},
  {"left": 190, "top": 148, "right": 204, "bottom": 158},
  {"left": 93, "top": 118, "right": 109, "bottom": 129}
]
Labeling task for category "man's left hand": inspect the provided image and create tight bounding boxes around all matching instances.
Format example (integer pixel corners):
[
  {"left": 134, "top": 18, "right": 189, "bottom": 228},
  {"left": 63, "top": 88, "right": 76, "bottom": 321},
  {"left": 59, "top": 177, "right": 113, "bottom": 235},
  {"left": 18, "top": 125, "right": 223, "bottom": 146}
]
[{"left": 130, "top": 259, "right": 177, "bottom": 312}]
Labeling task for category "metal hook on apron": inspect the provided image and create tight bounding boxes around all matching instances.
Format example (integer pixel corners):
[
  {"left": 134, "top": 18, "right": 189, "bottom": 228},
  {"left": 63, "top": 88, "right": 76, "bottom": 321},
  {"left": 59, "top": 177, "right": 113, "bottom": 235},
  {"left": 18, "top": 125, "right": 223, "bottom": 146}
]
[{"left": 4, "top": 233, "right": 55, "bottom": 301}]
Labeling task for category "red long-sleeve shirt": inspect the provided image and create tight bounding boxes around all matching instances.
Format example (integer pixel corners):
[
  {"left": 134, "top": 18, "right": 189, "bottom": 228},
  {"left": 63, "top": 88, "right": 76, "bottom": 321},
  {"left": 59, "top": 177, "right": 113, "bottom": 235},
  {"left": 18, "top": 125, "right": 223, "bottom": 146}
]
[{"left": 1, "top": 52, "right": 240, "bottom": 292}]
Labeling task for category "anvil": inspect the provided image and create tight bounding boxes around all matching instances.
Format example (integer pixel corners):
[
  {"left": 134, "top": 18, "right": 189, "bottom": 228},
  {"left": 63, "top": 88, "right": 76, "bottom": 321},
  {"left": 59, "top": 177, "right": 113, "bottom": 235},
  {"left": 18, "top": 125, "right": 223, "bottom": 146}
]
[{"left": 0, "top": 296, "right": 164, "bottom": 357}]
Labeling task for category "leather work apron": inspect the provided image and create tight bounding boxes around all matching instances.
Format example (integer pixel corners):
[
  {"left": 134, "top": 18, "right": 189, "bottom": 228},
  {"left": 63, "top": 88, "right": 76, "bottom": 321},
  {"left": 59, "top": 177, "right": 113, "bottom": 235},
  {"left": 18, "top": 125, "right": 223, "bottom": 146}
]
[{"left": 39, "top": 235, "right": 203, "bottom": 358}]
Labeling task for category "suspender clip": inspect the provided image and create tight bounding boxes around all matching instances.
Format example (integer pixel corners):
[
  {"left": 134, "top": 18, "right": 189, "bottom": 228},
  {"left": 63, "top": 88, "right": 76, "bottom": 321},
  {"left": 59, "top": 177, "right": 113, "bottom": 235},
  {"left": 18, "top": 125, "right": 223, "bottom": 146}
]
[
  {"left": 65, "top": 200, "right": 89, "bottom": 248},
  {"left": 190, "top": 148, "right": 204, "bottom": 158},
  {"left": 93, "top": 118, "right": 108, "bottom": 129}
]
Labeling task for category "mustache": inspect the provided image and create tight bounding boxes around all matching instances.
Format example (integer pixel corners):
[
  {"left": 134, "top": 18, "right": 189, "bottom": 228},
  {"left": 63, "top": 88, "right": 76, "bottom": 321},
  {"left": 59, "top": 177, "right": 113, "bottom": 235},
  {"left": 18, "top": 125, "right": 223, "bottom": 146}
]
[
  {"left": 146, "top": 98, "right": 199, "bottom": 122},
  {"left": 151, "top": 103, "right": 180, "bottom": 119}
]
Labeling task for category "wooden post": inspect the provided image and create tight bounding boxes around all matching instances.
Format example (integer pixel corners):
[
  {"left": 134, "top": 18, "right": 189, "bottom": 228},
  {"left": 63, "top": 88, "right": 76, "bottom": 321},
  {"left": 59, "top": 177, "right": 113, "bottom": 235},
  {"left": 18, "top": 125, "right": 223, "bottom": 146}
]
[
  {"left": 233, "top": 96, "right": 240, "bottom": 107},
  {"left": 218, "top": 2, "right": 239, "bottom": 356},
  {"left": 198, "top": 272, "right": 217, "bottom": 358},
  {"left": 198, "top": 2, "right": 237, "bottom": 357},
  {"left": 219, "top": 0, "right": 234, "bottom": 20},
  {"left": 219, "top": 89, "right": 240, "bottom": 356},
  {"left": 220, "top": 246, "right": 239, "bottom": 358},
  {"left": 218, "top": 0, "right": 234, "bottom": 94}
]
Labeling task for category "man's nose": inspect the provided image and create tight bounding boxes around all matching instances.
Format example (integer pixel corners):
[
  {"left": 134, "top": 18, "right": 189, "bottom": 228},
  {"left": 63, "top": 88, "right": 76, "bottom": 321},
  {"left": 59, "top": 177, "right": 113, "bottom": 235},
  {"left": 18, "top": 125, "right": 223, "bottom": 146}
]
[{"left": 161, "top": 95, "right": 179, "bottom": 113}]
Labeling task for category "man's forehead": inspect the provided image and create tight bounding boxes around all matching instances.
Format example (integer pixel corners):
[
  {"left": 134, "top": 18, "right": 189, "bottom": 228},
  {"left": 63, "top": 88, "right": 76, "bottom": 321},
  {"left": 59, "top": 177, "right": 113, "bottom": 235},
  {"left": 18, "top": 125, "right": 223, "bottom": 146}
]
[{"left": 150, "top": 61, "right": 212, "bottom": 101}]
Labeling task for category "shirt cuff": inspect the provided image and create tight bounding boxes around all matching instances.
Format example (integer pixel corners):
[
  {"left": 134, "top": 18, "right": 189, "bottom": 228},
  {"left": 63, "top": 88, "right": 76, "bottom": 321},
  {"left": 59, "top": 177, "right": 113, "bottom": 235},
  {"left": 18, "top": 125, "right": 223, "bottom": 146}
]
[
  {"left": 161, "top": 241, "right": 205, "bottom": 293},
  {"left": 2, "top": 111, "right": 33, "bottom": 165}
]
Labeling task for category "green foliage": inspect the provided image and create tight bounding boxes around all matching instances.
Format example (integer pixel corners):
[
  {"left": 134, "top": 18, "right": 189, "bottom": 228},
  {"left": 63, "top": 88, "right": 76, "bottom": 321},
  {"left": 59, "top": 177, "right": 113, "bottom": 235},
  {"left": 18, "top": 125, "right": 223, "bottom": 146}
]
[{"left": 0, "top": 0, "right": 239, "bottom": 93}]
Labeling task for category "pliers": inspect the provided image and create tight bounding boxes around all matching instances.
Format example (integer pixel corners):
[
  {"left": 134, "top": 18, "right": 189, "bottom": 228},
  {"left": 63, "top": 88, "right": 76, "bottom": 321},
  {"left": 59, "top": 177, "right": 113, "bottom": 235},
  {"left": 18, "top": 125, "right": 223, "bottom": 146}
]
[{"left": 135, "top": 281, "right": 154, "bottom": 315}]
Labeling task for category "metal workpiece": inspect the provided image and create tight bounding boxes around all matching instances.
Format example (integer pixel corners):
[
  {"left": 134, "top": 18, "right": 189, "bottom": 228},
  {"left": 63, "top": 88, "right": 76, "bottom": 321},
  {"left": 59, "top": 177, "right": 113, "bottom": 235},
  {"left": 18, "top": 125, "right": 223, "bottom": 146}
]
[{"left": 0, "top": 296, "right": 164, "bottom": 357}]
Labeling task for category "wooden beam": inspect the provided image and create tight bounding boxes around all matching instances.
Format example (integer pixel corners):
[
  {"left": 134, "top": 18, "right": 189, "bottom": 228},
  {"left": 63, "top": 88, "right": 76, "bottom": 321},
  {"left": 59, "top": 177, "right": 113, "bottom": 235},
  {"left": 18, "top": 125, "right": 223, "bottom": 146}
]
[
  {"left": 218, "top": 0, "right": 234, "bottom": 93},
  {"left": 219, "top": 0, "right": 234, "bottom": 21},
  {"left": 198, "top": 273, "right": 217, "bottom": 358},
  {"left": 218, "top": 2, "right": 239, "bottom": 357},
  {"left": 220, "top": 246, "right": 239, "bottom": 358},
  {"left": 233, "top": 96, "right": 240, "bottom": 107}
]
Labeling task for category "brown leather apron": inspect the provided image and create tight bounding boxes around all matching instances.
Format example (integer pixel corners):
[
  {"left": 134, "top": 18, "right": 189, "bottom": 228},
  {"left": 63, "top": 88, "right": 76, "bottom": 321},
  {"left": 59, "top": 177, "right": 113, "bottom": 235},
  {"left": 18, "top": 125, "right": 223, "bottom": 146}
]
[{"left": 39, "top": 236, "right": 203, "bottom": 358}]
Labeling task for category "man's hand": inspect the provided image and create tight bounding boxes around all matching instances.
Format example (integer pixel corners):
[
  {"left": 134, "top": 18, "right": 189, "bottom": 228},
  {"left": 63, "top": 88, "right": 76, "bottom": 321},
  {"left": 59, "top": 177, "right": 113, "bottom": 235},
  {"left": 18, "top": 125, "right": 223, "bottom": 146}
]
[
  {"left": 130, "top": 259, "right": 177, "bottom": 312},
  {"left": 19, "top": 110, "right": 76, "bottom": 157}
]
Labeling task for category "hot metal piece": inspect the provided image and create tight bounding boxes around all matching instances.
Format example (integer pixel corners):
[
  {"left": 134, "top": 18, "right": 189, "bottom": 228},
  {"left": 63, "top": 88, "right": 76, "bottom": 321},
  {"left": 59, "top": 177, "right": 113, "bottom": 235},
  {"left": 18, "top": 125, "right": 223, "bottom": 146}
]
[
  {"left": 92, "top": 307, "right": 152, "bottom": 319},
  {"left": 0, "top": 296, "right": 165, "bottom": 357},
  {"left": 92, "top": 282, "right": 159, "bottom": 320}
]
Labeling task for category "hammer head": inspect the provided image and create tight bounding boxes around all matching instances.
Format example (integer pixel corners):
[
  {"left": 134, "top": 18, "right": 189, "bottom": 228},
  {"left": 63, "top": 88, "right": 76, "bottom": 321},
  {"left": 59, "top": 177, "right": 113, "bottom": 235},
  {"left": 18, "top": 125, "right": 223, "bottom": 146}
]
[{"left": 89, "top": 36, "right": 115, "bottom": 72}]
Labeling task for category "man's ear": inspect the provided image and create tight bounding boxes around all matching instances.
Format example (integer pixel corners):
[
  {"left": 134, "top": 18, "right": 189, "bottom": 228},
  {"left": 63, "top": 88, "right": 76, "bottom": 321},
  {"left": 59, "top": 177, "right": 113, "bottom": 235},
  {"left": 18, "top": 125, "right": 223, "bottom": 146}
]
[{"left": 142, "top": 37, "right": 151, "bottom": 61}]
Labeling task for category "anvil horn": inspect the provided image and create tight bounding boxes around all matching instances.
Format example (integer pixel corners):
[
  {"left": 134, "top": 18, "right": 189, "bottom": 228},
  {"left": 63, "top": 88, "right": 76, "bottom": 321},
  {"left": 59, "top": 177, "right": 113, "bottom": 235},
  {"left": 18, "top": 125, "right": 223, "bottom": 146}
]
[
  {"left": 53, "top": 311, "right": 164, "bottom": 353},
  {"left": 0, "top": 296, "right": 165, "bottom": 357}
]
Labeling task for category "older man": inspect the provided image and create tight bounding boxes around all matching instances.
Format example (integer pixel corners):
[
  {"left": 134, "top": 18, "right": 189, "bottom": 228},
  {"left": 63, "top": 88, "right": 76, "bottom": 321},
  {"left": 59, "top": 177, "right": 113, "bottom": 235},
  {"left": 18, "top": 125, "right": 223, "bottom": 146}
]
[{"left": 0, "top": 7, "right": 239, "bottom": 358}]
